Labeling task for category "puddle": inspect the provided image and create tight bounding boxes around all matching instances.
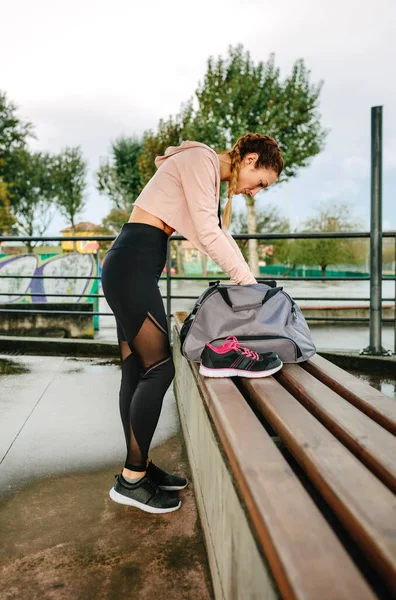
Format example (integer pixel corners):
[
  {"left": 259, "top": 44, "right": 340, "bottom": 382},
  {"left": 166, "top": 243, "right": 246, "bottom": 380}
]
[
  {"left": 344, "top": 369, "right": 396, "bottom": 401},
  {"left": 65, "top": 357, "right": 119, "bottom": 367},
  {"left": 0, "top": 357, "right": 30, "bottom": 375}
]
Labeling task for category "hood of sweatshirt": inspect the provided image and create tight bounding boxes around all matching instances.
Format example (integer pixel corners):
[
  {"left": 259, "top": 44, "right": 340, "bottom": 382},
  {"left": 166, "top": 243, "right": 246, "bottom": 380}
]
[{"left": 154, "top": 140, "right": 219, "bottom": 169}]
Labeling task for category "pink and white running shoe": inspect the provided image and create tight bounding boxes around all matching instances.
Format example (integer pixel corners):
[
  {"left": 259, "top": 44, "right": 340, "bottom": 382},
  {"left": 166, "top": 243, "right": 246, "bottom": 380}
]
[{"left": 199, "top": 335, "right": 283, "bottom": 378}]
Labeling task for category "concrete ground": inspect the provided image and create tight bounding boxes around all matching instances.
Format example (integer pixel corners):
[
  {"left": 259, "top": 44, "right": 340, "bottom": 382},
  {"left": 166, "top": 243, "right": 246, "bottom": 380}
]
[{"left": 0, "top": 354, "right": 214, "bottom": 600}]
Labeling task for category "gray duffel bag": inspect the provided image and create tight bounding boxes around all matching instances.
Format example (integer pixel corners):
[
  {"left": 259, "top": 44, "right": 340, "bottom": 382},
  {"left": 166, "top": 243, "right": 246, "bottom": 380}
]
[{"left": 180, "top": 279, "right": 316, "bottom": 364}]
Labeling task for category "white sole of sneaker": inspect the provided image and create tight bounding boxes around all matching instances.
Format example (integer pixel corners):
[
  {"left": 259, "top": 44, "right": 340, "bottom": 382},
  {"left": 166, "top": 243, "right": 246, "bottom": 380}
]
[
  {"left": 109, "top": 486, "right": 182, "bottom": 513},
  {"left": 158, "top": 478, "right": 189, "bottom": 491},
  {"left": 199, "top": 361, "right": 283, "bottom": 378}
]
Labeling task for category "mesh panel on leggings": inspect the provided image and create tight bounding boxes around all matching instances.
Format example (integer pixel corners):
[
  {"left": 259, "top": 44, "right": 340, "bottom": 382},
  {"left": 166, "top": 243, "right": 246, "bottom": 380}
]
[{"left": 118, "top": 311, "right": 175, "bottom": 472}]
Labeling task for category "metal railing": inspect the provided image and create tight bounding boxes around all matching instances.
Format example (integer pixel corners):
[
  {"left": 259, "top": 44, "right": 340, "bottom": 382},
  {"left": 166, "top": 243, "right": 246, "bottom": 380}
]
[{"left": 0, "top": 230, "right": 395, "bottom": 355}]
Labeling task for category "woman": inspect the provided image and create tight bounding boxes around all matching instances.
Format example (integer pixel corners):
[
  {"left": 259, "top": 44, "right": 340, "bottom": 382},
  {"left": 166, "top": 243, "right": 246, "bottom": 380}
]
[{"left": 102, "top": 132, "right": 283, "bottom": 514}]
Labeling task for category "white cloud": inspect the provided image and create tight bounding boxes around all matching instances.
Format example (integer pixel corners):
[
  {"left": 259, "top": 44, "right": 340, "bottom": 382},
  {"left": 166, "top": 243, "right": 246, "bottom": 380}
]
[
  {"left": 341, "top": 136, "right": 396, "bottom": 178},
  {"left": 341, "top": 156, "right": 370, "bottom": 179},
  {"left": 384, "top": 137, "right": 396, "bottom": 169},
  {"left": 321, "top": 179, "right": 360, "bottom": 201}
]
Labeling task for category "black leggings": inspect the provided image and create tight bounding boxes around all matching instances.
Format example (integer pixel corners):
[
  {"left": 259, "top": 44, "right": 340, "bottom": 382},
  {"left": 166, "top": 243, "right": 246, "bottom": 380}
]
[{"left": 101, "top": 222, "right": 175, "bottom": 472}]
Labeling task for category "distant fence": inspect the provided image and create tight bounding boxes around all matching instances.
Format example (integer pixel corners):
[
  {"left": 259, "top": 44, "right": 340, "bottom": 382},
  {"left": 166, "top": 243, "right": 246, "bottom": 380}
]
[{"left": 0, "top": 230, "right": 395, "bottom": 354}]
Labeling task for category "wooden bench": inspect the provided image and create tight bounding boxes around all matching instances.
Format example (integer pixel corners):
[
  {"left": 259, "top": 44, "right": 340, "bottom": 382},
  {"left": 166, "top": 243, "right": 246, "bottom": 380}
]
[{"left": 172, "top": 311, "right": 396, "bottom": 600}]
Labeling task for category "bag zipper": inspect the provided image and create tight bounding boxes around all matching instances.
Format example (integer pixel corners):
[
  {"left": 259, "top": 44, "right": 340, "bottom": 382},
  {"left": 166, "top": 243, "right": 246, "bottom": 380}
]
[{"left": 280, "top": 290, "right": 298, "bottom": 319}]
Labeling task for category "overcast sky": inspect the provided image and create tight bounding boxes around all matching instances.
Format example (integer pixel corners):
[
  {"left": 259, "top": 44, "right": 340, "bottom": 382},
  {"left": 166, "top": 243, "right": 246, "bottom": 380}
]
[{"left": 1, "top": 0, "right": 395, "bottom": 234}]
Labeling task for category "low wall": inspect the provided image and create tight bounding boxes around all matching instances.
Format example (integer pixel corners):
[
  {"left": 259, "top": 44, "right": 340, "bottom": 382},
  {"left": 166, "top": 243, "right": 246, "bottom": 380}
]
[
  {"left": 172, "top": 323, "right": 279, "bottom": 600},
  {"left": 0, "top": 303, "right": 94, "bottom": 338},
  {"left": 300, "top": 303, "right": 394, "bottom": 325}
]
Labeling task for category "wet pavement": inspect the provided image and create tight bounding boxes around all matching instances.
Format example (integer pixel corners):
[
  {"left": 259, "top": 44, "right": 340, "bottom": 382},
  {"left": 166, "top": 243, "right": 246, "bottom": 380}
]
[
  {"left": 0, "top": 354, "right": 214, "bottom": 599},
  {"left": 345, "top": 368, "right": 396, "bottom": 401}
]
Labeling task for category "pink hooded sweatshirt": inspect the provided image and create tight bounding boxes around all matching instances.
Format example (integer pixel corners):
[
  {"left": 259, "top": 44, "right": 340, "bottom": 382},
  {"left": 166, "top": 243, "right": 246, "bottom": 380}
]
[{"left": 133, "top": 140, "right": 257, "bottom": 285}]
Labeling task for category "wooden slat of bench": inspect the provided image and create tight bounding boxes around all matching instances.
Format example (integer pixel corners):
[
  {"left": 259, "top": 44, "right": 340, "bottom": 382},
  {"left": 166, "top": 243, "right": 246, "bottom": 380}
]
[
  {"left": 173, "top": 313, "right": 377, "bottom": 600},
  {"left": 242, "top": 376, "right": 396, "bottom": 595},
  {"left": 302, "top": 354, "right": 396, "bottom": 435},
  {"left": 275, "top": 364, "right": 396, "bottom": 494}
]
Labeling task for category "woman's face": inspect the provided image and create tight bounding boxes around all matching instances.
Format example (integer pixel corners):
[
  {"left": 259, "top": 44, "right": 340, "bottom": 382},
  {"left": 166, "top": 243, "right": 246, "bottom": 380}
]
[{"left": 236, "top": 152, "right": 279, "bottom": 197}]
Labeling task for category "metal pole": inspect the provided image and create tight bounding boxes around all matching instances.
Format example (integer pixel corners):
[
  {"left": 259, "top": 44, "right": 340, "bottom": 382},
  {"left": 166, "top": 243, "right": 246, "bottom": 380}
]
[
  {"left": 94, "top": 249, "right": 100, "bottom": 331},
  {"left": 361, "top": 105, "right": 389, "bottom": 355},
  {"left": 394, "top": 234, "right": 396, "bottom": 354},
  {"left": 370, "top": 105, "right": 383, "bottom": 352},
  {"left": 166, "top": 238, "right": 172, "bottom": 334}
]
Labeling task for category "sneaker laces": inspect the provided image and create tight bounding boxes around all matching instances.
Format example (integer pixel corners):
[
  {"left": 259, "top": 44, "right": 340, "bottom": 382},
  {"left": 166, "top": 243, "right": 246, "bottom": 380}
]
[
  {"left": 115, "top": 471, "right": 159, "bottom": 490},
  {"left": 147, "top": 459, "right": 167, "bottom": 477},
  {"left": 217, "top": 335, "right": 260, "bottom": 361}
]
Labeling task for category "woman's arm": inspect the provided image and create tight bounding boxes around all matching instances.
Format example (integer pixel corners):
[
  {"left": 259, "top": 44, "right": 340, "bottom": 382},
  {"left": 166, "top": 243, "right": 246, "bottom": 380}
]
[
  {"left": 222, "top": 229, "right": 251, "bottom": 269},
  {"left": 176, "top": 148, "right": 257, "bottom": 285}
]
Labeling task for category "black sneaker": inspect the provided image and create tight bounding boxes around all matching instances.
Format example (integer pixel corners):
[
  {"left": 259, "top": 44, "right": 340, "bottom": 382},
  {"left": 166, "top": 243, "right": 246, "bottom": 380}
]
[
  {"left": 146, "top": 459, "right": 189, "bottom": 491},
  {"left": 109, "top": 472, "right": 181, "bottom": 514},
  {"left": 199, "top": 335, "right": 283, "bottom": 378}
]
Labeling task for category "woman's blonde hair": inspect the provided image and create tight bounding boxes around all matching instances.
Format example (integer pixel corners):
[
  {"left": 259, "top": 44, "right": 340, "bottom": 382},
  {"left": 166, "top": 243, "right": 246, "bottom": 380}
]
[{"left": 220, "top": 132, "right": 284, "bottom": 230}]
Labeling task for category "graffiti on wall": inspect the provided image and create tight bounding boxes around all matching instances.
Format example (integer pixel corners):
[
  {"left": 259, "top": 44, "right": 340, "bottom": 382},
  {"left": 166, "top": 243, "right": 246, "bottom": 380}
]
[{"left": 0, "top": 253, "right": 98, "bottom": 303}]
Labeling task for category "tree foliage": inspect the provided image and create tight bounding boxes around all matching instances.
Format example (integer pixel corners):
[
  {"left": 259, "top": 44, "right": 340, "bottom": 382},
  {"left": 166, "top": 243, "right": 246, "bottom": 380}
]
[
  {"left": 5, "top": 148, "right": 59, "bottom": 248},
  {"left": 191, "top": 43, "right": 328, "bottom": 184},
  {"left": 135, "top": 43, "right": 329, "bottom": 189},
  {"left": 287, "top": 200, "right": 366, "bottom": 276},
  {"left": 230, "top": 204, "right": 290, "bottom": 262},
  {"left": 97, "top": 136, "right": 144, "bottom": 211},
  {"left": 0, "top": 90, "right": 36, "bottom": 234},
  {"left": 0, "top": 90, "right": 34, "bottom": 173},
  {"left": 0, "top": 90, "right": 88, "bottom": 241},
  {"left": 0, "top": 180, "right": 17, "bottom": 233},
  {"left": 137, "top": 104, "right": 195, "bottom": 185},
  {"left": 52, "top": 146, "right": 88, "bottom": 230},
  {"left": 101, "top": 207, "right": 131, "bottom": 233},
  {"left": 134, "top": 44, "right": 329, "bottom": 274}
]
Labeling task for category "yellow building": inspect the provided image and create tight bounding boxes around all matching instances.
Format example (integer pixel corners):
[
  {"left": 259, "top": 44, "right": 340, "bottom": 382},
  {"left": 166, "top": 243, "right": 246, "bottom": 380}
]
[{"left": 60, "top": 221, "right": 99, "bottom": 254}]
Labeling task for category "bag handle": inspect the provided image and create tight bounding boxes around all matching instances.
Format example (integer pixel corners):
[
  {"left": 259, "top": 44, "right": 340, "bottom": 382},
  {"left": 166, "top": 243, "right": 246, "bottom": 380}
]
[
  {"left": 218, "top": 286, "right": 283, "bottom": 312},
  {"left": 255, "top": 278, "right": 278, "bottom": 288},
  {"left": 209, "top": 278, "right": 277, "bottom": 288}
]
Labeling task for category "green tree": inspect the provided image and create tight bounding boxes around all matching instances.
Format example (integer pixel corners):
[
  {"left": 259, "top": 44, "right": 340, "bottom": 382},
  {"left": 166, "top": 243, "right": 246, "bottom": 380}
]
[
  {"left": 137, "top": 104, "right": 194, "bottom": 185},
  {"left": 52, "top": 147, "right": 88, "bottom": 250},
  {"left": 192, "top": 44, "right": 329, "bottom": 275},
  {"left": 97, "top": 136, "right": 144, "bottom": 212},
  {"left": 0, "top": 90, "right": 34, "bottom": 173},
  {"left": 0, "top": 90, "right": 36, "bottom": 233},
  {"left": 102, "top": 207, "right": 130, "bottom": 233},
  {"left": 191, "top": 44, "right": 328, "bottom": 180},
  {"left": 288, "top": 200, "right": 365, "bottom": 276},
  {"left": 136, "top": 44, "right": 328, "bottom": 276},
  {"left": 383, "top": 238, "right": 394, "bottom": 272},
  {"left": 4, "top": 148, "right": 58, "bottom": 251},
  {"left": 231, "top": 204, "right": 291, "bottom": 266},
  {"left": 0, "top": 179, "right": 17, "bottom": 234}
]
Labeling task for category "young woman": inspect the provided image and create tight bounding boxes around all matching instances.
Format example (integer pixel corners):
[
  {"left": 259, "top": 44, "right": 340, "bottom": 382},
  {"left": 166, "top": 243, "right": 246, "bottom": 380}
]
[{"left": 102, "top": 132, "right": 283, "bottom": 514}]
